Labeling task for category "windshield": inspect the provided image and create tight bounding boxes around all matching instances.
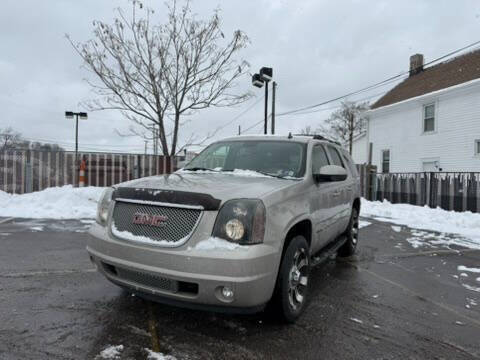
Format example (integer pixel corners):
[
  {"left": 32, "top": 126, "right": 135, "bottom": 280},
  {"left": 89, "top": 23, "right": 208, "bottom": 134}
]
[{"left": 184, "top": 140, "right": 307, "bottom": 178}]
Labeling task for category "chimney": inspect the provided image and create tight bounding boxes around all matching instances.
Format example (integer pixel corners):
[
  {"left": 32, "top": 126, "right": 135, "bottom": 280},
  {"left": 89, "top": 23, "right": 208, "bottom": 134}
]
[{"left": 409, "top": 54, "right": 424, "bottom": 76}]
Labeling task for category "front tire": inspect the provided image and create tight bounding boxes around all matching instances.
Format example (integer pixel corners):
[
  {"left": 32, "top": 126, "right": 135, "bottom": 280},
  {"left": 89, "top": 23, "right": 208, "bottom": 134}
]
[
  {"left": 337, "top": 207, "right": 359, "bottom": 257},
  {"left": 272, "top": 235, "right": 310, "bottom": 323}
]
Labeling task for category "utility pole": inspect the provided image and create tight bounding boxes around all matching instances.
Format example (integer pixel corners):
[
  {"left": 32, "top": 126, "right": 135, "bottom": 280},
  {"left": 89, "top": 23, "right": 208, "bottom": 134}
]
[
  {"left": 264, "top": 82, "right": 269, "bottom": 135},
  {"left": 238, "top": 125, "right": 241, "bottom": 135},
  {"left": 144, "top": 140, "right": 148, "bottom": 155},
  {"left": 271, "top": 81, "right": 276, "bottom": 134}
]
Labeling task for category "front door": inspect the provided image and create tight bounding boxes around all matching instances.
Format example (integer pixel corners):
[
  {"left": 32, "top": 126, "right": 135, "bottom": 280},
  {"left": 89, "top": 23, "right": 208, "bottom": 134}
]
[
  {"left": 325, "top": 145, "right": 351, "bottom": 238},
  {"left": 310, "top": 144, "right": 338, "bottom": 253}
]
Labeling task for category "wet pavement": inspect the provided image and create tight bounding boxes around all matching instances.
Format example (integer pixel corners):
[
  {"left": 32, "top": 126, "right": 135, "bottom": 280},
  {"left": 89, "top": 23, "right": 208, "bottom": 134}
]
[{"left": 0, "top": 217, "right": 480, "bottom": 359}]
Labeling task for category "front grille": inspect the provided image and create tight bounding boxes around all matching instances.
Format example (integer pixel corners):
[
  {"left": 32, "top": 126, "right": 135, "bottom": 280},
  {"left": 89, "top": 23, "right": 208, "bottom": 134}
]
[
  {"left": 115, "top": 266, "right": 176, "bottom": 292},
  {"left": 112, "top": 201, "right": 201, "bottom": 244},
  {"left": 101, "top": 262, "right": 198, "bottom": 295}
]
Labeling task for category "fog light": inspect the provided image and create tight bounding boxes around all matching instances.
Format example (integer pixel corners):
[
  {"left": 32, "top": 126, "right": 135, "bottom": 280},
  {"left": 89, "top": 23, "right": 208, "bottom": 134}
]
[{"left": 221, "top": 286, "right": 234, "bottom": 300}]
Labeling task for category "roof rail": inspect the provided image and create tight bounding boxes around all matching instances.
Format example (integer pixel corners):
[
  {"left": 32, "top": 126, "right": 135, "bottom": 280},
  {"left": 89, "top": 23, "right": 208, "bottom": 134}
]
[{"left": 292, "top": 134, "right": 342, "bottom": 146}]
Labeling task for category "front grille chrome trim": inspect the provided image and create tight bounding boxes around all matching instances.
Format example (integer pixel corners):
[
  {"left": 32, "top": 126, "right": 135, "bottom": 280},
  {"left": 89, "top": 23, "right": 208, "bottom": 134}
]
[
  {"left": 115, "top": 198, "right": 204, "bottom": 210},
  {"left": 110, "top": 201, "right": 203, "bottom": 248}
]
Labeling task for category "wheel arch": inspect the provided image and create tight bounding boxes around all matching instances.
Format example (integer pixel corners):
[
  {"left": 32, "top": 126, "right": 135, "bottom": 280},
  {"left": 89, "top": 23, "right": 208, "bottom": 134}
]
[{"left": 281, "top": 219, "right": 312, "bottom": 260}]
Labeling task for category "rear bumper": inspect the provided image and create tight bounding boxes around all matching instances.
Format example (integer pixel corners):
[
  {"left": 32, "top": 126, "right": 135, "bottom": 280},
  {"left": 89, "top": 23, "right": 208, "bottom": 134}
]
[{"left": 87, "top": 222, "right": 280, "bottom": 310}]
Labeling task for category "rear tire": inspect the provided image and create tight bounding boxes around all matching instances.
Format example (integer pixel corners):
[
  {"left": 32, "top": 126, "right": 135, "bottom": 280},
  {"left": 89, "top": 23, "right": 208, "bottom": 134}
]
[
  {"left": 272, "top": 235, "right": 310, "bottom": 323},
  {"left": 337, "top": 207, "right": 359, "bottom": 257}
]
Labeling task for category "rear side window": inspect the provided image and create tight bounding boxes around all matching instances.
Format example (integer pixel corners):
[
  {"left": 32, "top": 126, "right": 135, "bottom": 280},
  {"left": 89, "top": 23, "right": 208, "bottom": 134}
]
[
  {"left": 312, "top": 145, "right": 330, "bottom": 173},
  {"left": 326, "top": 146, "right": 344, "bottom": 168}
]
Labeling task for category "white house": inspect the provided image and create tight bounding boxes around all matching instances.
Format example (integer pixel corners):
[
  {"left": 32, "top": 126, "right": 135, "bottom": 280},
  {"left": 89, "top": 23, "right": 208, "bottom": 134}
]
[
  {"left": 354, "top": 50, "right": 480, "bottom": 172},
  {"left": 351, "top": 132, "right": 367, "bottom": 164}
]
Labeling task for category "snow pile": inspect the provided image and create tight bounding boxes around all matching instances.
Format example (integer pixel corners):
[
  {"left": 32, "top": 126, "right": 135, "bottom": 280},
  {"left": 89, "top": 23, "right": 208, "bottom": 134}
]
[
  {"left": 361, "top": 198, "right": 480, "bottom": 248},
  {"left": 0, "top": 185, "right": 106, "bottom": 219},
  {"left": 194, "top": 237, "right": 247, "bottom": 251},
  {"left": 98, "top": 345, "right": 124, "bottom": 359}
]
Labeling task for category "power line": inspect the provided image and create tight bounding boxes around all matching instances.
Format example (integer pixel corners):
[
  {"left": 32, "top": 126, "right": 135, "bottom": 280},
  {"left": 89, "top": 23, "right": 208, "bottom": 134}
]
[
  {"left": 277, "top": 39, "right": 480, "bottom": 117},
  {"left": 213, "top": 94, "right": 265, "bottom": 134},
  {"left": 240, "top": 114, "right": 273, "bottom": 134},
  {"left": 280, "top": 88, "right": 396, "bottom": 117}
]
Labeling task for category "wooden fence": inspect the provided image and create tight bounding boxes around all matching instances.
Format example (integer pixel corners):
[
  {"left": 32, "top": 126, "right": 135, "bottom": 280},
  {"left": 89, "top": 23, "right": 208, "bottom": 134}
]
[
  {"left": 0, "top": 150, "right": 176, "bottom": 194},
  {"left": 358, "top": 167, "right": 480, "bottom": 213}
]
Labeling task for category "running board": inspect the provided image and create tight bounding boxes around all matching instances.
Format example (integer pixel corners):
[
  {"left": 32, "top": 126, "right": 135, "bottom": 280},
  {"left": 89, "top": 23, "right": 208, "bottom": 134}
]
[{"left": 311, "top": 235, "right": 347, "bottom": 267}]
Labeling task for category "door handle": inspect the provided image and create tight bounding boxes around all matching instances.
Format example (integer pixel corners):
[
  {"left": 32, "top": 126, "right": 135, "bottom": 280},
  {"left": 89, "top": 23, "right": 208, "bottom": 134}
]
[{"left": 332, "top": 190, "right": 341, "bottom": 197}]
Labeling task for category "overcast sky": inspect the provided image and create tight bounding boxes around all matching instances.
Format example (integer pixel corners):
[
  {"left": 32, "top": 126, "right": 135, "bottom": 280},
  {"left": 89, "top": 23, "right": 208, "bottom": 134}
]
[{"left": 1, "top": 0, "right": 479, "bottom": 154}]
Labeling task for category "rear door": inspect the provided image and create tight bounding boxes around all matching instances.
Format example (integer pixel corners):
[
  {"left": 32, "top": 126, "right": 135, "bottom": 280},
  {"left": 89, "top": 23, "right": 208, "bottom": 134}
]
[
  {"left": 310, "top": 144, "right": 338, "bottom": 253},
  {"left": 324, "top": 145, "right": 352, "bottom": 237}
]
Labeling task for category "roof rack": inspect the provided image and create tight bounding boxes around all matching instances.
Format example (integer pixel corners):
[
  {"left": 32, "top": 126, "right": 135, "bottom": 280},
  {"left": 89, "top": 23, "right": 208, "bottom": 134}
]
[{"left": 291, "top": 134, "right": 342, "bottom": 146}]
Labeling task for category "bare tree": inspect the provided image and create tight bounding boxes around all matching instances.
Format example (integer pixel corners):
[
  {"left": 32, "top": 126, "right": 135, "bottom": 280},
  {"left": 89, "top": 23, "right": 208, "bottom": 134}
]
[
  {"left": 299, "top": 125, "right": 313, "bottom": 135},
  {"left": 0, "top": 127, "right": 22, "bottom": 151},
  {"left": 68, "top": 0, "right": 251, "bottom": 156},
  {"left": 324, "top": 101, "right": 369, "bottom": 154}
]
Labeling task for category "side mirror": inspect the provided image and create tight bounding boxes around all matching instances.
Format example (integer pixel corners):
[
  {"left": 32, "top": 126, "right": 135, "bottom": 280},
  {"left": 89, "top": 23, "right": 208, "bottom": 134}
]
[{"left": 313, "top": 165, "right": 347, "bottom": 182}]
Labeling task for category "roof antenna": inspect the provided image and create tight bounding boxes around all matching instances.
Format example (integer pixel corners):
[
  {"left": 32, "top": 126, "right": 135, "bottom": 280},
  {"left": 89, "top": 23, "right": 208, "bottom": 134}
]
[{"left": 288, "top": 132, "right": 292, "bottom": 139}]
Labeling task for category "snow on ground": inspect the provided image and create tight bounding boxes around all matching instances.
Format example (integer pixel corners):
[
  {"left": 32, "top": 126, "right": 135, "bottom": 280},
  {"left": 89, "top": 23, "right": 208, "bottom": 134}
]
[
  {"left": 391, "top": 225, "right": 402, "bottom": 233},
  {"left": 145, "top": 349, "right": 177, "bottom": 360},
  {"left": 458, "top": 266, "right": 480, "bottom": 273},
  {"left": 359, "top": 220, "right": 371, "bottom": 229},
  {"left": 97, "top": 345, "right": 124, "bottom": 359},
  {"left": 0, "top": 185, "right": 105, "bottom": 219},
  {"left": 362, "top": 198, "right": 480, "bottom": 249}
]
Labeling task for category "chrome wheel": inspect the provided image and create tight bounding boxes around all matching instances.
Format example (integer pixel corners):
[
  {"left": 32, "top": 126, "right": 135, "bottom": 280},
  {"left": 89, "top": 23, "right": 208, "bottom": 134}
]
[{"left": 288, "top": 248, "right": 309, "bottom": 310}]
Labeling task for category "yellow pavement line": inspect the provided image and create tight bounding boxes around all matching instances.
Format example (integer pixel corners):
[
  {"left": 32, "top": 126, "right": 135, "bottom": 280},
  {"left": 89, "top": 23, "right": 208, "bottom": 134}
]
[
  {"left": 356, "top": 265, "right": 480, "bottom": 329},
  {"left": 148, "top": 302, "right": 161, "bottom": 353}
]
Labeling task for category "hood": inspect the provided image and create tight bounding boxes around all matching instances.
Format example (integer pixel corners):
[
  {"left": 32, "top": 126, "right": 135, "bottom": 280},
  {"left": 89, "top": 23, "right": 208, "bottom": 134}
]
[{"left": 115, "top": 171, "right": 300, "bottom": 203}]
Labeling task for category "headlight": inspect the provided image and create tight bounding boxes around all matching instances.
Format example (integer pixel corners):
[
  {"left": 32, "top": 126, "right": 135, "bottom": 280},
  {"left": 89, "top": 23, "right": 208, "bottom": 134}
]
[
  {"left": 212, "top": 199, "right": 266, "bottom": 244},
  {"left": 225, "top": 219, "right": 245, "bottom": 240},
  {"left": 96, "top": 188, "right": 114, "bottom": 226}
]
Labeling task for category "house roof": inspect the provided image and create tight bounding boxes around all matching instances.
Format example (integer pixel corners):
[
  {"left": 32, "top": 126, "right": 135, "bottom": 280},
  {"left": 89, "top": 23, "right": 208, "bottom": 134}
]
[{"left": 371, "top": 49, "right": 480, "bottom": 109}]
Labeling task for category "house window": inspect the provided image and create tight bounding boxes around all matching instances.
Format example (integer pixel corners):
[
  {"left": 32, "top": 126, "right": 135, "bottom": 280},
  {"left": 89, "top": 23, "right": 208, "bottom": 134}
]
[
  {"left": 423, "top": 104, "right": 435, "bottom": 133},
  {"left": 476, "top": 140, "right": 480, "bottom": 155},
  {"left": 382, "top": 150, "right": 390, "bottom": 173}
]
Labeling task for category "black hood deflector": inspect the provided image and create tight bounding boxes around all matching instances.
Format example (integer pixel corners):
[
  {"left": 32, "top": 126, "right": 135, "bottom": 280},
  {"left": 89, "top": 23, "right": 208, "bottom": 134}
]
[{"left": 112, "top": 187, "right": 221, "bottom": 211}]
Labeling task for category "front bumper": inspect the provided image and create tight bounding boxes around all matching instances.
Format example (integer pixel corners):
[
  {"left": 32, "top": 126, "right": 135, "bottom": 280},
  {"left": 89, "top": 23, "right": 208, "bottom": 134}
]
[{"left": 87, "top": 220, "right": 280, "bottom": 311}]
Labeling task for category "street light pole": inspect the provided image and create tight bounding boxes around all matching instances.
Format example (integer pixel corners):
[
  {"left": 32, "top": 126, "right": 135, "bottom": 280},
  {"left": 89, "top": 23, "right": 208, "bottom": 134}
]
[
  {"left": 65, "top": 111, "right": 88, "bottom": 186},
  {"left": 252, "top": 67, "right": 273, "bottom": 135}
]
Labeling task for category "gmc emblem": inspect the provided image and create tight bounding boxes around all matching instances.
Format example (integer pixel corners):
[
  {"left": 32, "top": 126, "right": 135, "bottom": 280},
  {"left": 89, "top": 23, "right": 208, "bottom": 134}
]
[{"left": 132, "top": 213, "right": 168, "bottom": 227}]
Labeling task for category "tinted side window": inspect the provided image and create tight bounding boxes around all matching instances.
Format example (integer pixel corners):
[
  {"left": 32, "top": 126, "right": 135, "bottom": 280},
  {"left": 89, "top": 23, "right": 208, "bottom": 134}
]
[
  {"left": 312, "top": 145, "right": 329, "bottom": 173},
  {"left": 326, "top": 146, "right": 344, "bottom": 168}
]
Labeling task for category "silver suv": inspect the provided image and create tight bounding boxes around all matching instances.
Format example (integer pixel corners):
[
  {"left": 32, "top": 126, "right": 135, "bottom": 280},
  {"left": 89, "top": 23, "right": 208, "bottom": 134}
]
[{"left": 87, "top": 135, "right": 361, "bottom": 322}]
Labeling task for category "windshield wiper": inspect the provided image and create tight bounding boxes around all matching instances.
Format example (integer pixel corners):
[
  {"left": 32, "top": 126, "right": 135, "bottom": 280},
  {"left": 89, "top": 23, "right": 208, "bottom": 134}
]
[
  {"left": 254, "top": 170, "right": 289, "bottom": 179},
  {"left": 183, "top": 167, "right": 219, "bottom": 172},
  {"left": 221, "top": 168, "right": 289, "bottom": 179}
]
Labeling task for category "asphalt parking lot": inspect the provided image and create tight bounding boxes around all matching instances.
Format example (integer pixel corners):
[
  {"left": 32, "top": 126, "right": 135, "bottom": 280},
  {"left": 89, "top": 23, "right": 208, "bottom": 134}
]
[{"left": 0, "top": 217, "right": 479, "bottom": 360}]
